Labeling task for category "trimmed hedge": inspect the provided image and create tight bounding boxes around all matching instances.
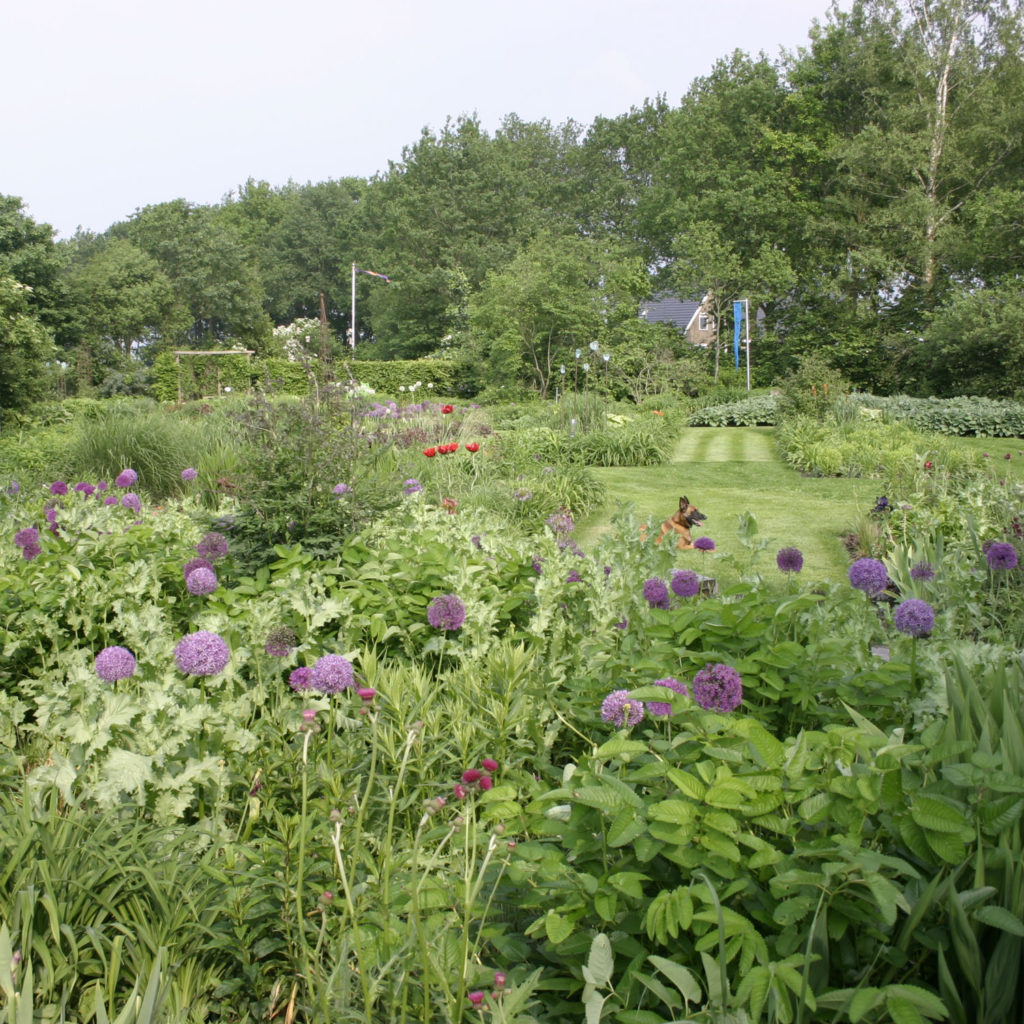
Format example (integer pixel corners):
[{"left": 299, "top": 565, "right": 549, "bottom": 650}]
[{"left": 688, "top": 394, "right": 777, "bottom": 426}]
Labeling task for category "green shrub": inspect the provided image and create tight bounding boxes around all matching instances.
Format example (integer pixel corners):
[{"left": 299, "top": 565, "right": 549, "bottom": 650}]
[{"left": 688, "top": 394, "right": 777, "bottom": 426}]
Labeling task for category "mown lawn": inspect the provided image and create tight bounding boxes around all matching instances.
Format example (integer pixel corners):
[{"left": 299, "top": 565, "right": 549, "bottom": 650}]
[{"left": 576, "top": 426, "right": 875, "bottom": 583}]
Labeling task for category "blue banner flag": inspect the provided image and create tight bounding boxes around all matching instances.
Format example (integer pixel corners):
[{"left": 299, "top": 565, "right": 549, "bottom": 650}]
[{"left": 733, "top": 301, "right": 744, "bottom": 369}]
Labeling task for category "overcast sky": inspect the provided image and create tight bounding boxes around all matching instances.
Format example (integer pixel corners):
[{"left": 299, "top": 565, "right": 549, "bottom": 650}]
[{"left": 3, "top": 0, "right": 841, "bottom": 239}]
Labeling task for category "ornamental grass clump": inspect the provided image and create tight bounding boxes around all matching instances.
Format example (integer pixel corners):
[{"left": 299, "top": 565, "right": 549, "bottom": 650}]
[
  {"left": 94, "top": 645, "right": 137, "bottom": 683},
  {"left": 173, "top": 631, "right": 230, "bottom": 676},
  {"left": 691, "top": 663, "right": 743, "bottom": 712}
]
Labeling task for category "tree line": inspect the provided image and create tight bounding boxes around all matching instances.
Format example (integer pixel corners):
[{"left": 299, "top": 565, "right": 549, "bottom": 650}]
[{"left": 2, "top": 0, "right": 1022, "bottom": 411}]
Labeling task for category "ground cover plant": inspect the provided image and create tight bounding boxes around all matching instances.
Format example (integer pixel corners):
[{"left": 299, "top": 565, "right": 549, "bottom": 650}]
[{"left": 3, "top": 393, "right": 1024, "bottom": 1024}]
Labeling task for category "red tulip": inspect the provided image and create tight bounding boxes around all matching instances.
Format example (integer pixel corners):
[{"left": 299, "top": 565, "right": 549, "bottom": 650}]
[
  {"left": 441, "top": 404, "right": 454, "bottom": 414},
  {"left": 423, "top": 447, "right": 437, "bottom": 458},
  {"left": 466, "top": 442, "right": 480, "bottom": 453}
]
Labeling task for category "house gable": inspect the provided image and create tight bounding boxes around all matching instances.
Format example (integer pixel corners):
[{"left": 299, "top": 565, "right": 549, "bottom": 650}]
[{"left": 639, "top": 293, "right": 715, "bottom": 347}]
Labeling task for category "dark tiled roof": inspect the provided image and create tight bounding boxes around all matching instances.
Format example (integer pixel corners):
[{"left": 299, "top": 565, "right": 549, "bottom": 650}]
[{"left": 638, "top": 294, "right": 700, "bottom": 330}]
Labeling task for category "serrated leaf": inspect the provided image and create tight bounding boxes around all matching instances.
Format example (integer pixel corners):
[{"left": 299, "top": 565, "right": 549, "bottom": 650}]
[
  {"left": 596, "top": 737, "right": 649, "bottom": 758},
  {"left": 648, "top": 955, "right": 702, "bottom": 1003},
  {"left": 650, "top": 799, "right": 696, "bottom": 825},
  {"left": 885, "top": 994, "right": 927, "bottom": 1024},
  {"left": 973, "top": 904, "right": 1024, "bottom": 936},
  {"left": 607, "top": 806, "right": 646, "bottom": 848},
  {"left": 667, "top": 768, "right": 707, "bottom": 800},
  {"left": 911, "top": 795, "right": 968, "bottom": 834}
]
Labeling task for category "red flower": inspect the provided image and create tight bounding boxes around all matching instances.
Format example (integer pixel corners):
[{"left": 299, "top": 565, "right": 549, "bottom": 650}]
[
  {"left": 462, "top": 768, "right": 483, "bottom": 784},
  {"left": 465, "top": 442, "right": 480, "bottom": 453},
  {"left": 478, "top": 775, "right": 493, "bottom": 791},
  {"left": 924, "top": 460, "right": 933, "bottom": 469},
  {"left": 423, "top": 448, "right": 437, "bottom": 458},
  {"left": 441, "top": 404, "right": 454, "bottom": 414},
  {"left": 481, "top": 758, "right": 498, "bottom": 771}
]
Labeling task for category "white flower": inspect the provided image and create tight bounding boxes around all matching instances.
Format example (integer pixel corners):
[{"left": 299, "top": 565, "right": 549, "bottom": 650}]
[{"left": 399, "top": 385, "right": 406, "bottom": 392}]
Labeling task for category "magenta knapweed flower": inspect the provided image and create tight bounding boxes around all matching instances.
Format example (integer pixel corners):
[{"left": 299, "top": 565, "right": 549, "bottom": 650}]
[
  {"left": 481, "top": 758, "right": 498, "bottom": 772},
  {"left": 196, "top": 531, "right": 229, "bottom": 560},
  {"left": 894, "top": 598, "right": 935, "bottom": 638},
  {"left": 986, "top": 542, "right": 1018, "bottom": 571},
  {"left": 494, "top": 972, "right": 507, "bottom": 988},
  {"left": 453, "top": 783, "right": 467, "bottom": 799},
  {"left": 848, "top": 557, "right": 889, "bottom": 596},
  {"left": 121, "top": 492, "right": 141, "bottom": 512},
  {"left": 694, "top": 536, "right": 715, "bottom": 552},
  {"left": 642, "top": 577, "right": 670, "bottom": 609},
  {"left": 288, "top": 666, "right": 314, "bottom": 692},
  {"left": 671, "top": 569, "right": 700, "bottom": 598},
  {"left": 478, "top": 775, "right": 493, "bottom": 791},
  {"left": 691, "top": 664, "right": 743, "bottom": 712},
  {"left": 185, "top": 566, "right": 218, "bottom": 595},
  {"left": 601, "top": 690, "right": 645, "bottom": 727},
  {"left": 647, "top": 677, "right": 689, "bottom": 716},
  {"left": 49, "top": 480, "right": 69, "bottom": 495},
  {"left": 357, "top": 687, "right": 376, "bottom": 702},
  {"left": 265, "top": 626, "right": 297, "bottom": 657},
  {"left": 174, "top": 631, "right": 230, "bottom": 676},
  {"left": 181, "top": 467, "right": 198, "bottom": 482},
  {"left": 776, "top": 547, "right": 804, "bottom": 573},
  {"left": 95, "top": 645, "right": 136, "bottom": 682},
  {"left": 14, "top": 526, "right": 38, "bottom": 549},
  {"left": 910, "top": 561, "right": 936, "bottom": 581},
  {"left": 332, "top": 483, "right": 352, "bottom": 495},
  {"left": 311, "top": 654, "right": 355, "bottom": 695},
  {"left": 467, "top": 991, "right": 485, "bottom": 1006},
  {"left": 115, "top": 469, "right": 138, "bottom": 487},
  {"left": 427, "top": 594, "right": 466, "bottom": 630},
  {"left": 462, "top": 769, "right": 483, "bottom": 784}
]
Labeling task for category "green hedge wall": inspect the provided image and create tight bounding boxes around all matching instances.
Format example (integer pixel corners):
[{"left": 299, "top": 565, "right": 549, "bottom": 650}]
[{"left": 151, "top": 353, "right": 465, "bottom": 403}]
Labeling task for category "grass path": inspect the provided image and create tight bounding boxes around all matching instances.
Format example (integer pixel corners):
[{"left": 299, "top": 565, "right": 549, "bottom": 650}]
[{"left": 576, "top": 426, "right": 874, "bottom": 583}]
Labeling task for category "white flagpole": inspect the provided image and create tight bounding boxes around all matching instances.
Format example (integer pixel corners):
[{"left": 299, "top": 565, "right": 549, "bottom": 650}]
[
  {"left": 350, "top": 262, "right": 357, "bottom": 352},
  {"left": 744, "top": 297, "right": 751, "bottom": 392}
]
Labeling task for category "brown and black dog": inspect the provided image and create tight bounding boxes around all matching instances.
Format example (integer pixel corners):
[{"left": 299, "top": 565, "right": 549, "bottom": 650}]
[{"left": 655, "top": 496, "right": 707, "bottom": 550}]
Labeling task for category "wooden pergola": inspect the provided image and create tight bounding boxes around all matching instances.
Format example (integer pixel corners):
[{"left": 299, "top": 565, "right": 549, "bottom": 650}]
[{"left": 172, "top": 349, "right": 255, "bottom": 403}]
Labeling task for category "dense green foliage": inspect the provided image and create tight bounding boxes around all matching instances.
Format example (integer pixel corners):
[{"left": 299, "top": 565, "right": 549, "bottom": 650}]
[{"left": 2, "top": 1, "right": 1022, "bottom": 410}]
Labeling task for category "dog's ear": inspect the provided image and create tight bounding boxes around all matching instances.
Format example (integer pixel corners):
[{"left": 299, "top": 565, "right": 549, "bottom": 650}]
[{"left": 679, "top": 496, "right": 688, "bottom": 508}]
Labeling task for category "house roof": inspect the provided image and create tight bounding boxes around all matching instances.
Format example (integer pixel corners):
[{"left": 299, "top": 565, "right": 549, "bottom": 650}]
[{"left": 638, "top": 294, "right": 703, "bottom": 331}]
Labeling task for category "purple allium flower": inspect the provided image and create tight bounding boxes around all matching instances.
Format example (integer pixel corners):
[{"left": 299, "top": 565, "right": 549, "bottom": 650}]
[
  {"left": 691, "top": 664, "right": 743, "bottom": 712},
  {"left": 185, "top": 566, "right": 218, "bottom": 595},
  {"left": 642, "top": 577, "right": 670, "bottom": 609},
  {"left": 986, "top": 542, "right": 1019, "bottom": 571},
  {"left": 115, "top": 469, "right": 138, "bottom": 488},
  {"left": 74, "top": 482, "right": 95, "bottom": 496},
  {"left": 22, "top": 542, "right": 42, "bottom": 561},
  {"left": 402, "top": 478, "right": 423, "bottom": 495},
  {"left": 566, "top": 569, "right": 583, "bottom": 583},
  {"left": 49, "top": 480, "right": 69, "bottom": 495},
  {"left": 332, "top": 483, "right": 352, "bottom": 495},
  {"left": 471, "top": 534, "right": 482, "bottom": 550},
  {"left": 894, "top": 598, "right": 935, "bottom": 638},
  {"left": 94, "top": 645, "right": 137, "bottom": 683},
  {"left": 694, "top": 536, "right": 715, "bottom": 552},
  {"left": 531, "top": 557, "right": 544, "bottom": 575},
  {"left": 776, "top": 547, "right": 804, "bottom": 574},
  {"left": 648, "top": 676, "right": 689, "bottom": 716},
  {"left": 174, "top": 630, "right": 230, "bottom": 676},
  {"left": 614, "top": 619, "right": 628, "bottom": 630},
  {"left": 514, "top": 489, "right": 532, "bottom": 502},
  {"left": 600, "top": 689, "right": 645, "bottom": 728},
  {"left": 288, "top": 666, "right": 314, "bottom": 692},
  {"left": 183, "top": 557, "right": 215, "bottom": 580},
  {"left": 103, "top": 496, "right": 118, "bottom": 506},
  {"left": 97, "top": 480, "right": 108, "bottom": 492},
  {"left": 311, "top": 654, "right": 355, "bottom": 695},
  {"left": 848, "top": 557, "right": 889, "bottom": 596},
  {"left": 265, "top": 626, "right": 297, "bottom": 657},
  {"left": 121, "top": 492, "right": 141, "bottom": 512},
  {"left": 6, "top": 480, "right": 18, "bottom": 495},
  {"left": 181, "top": 467, "right": 198, "bottom": 482},
  {"left": 910, "top": 561, "right": 936, "bottom": 582},
  {"left": 545, "top": 509, "right": 575, "bottom": 536},
  {"left": 196, "top": 531, "right": 229, "bottom": 560},
  {"left": 671, "top": 569, "right": 701, "bottom": 598},
  {"left": 14, "top": 526, "right": 38, "bottom": 549},
  {"left": 427, "top": 593, "right": 466, "bottom": 631}
]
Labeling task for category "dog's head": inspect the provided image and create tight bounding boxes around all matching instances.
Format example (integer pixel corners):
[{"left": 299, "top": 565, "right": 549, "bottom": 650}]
[{"left": 677, "top": 496, "right": 707, "bottom": 526}]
